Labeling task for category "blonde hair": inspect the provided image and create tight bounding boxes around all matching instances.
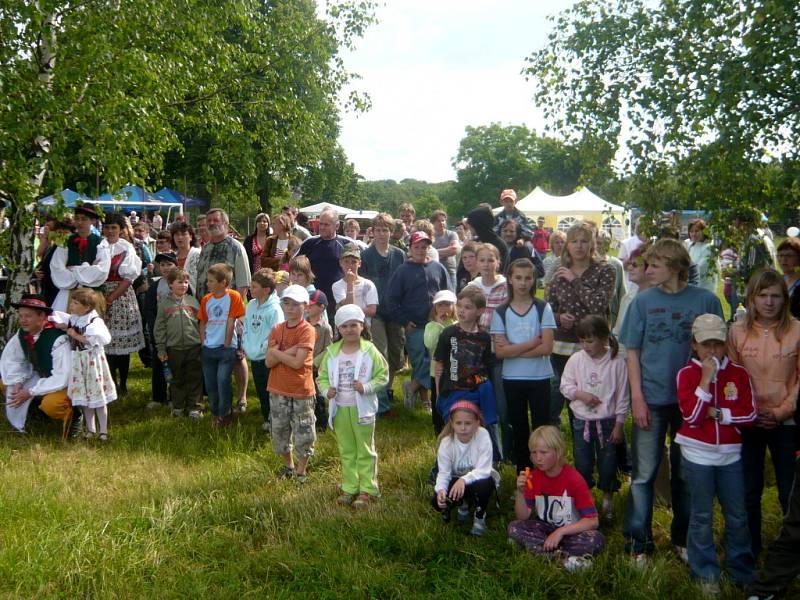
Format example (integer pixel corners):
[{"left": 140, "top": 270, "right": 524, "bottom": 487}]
[
  {"left": 437, "top": 407, "right": 484, "bottom": 442},
  {"left": 69, "top": 288, "right": 106, "bottom": 316},
  {"left": 529, "top": 425, "right": 567, "bottom": 466},
  {"left": 560, "top": 221, "right": 597, "bottom": 269},
  {"left": 743, "top": 268, "right": 792, "bottom": 341},
  {"left": 645, "top": 238, "right": 690, "bottom": 282}
]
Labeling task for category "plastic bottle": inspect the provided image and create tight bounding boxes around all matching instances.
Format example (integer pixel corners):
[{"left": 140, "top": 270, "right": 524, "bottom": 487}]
[
  {"left": 162, "top": 360, "right": 173, "bottom": 384},
  {"left": 734, "top": 303, "right": 747, "bottom": 322}
]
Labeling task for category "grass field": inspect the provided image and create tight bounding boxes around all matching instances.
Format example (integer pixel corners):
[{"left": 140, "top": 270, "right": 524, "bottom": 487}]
[{"left": 0, "top": 355, "right": 793, "bottom": 599}]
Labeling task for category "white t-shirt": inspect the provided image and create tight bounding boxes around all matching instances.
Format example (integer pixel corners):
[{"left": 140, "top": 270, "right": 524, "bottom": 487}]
[
  {"left": 334, "top": 348, "right": 368, "bottom": 407},
  {"left": 332, "top": 277, "right": 379, "bottom": 328}
]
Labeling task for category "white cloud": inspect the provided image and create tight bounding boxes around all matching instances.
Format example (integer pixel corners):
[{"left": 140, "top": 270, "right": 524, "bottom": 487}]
[{"left": 337, "top": 0, "right": 577, "bottom": 182}]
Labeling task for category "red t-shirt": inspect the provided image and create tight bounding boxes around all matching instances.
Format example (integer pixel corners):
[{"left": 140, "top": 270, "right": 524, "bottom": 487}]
[
  {"left": 523, "top": 464, "right": 597, "bottom": 527},
  {"left": 266, "top": 320, "right": 315, "bottom": 398}
]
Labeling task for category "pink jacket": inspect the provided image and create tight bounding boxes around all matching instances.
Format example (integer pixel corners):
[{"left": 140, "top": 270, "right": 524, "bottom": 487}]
[
  {"left": 560, "top": 348, "right": 630, "bottom": 422},
  {"left": 728, "top": 319, "right": 800, "bottom": 422}
]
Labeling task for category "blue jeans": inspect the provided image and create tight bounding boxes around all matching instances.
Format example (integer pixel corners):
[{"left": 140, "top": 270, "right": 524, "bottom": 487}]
[
  {"left": 572, "top": 417, "right": 620, "bottom": 492},
  {"left": 683, "top": 458, "right": 754, "bottom": 585},
  {"left": 741, "top": 424, "right": 798, "bottom": 555},
  {"left": 404, "top": 327, "right": 430, "bottom": 389},
  {"left": 623, "top": 404, "right": 690, "bottom": 554},
  {"left": 202, "top": 346, "right": 237, "bottom": 417}
]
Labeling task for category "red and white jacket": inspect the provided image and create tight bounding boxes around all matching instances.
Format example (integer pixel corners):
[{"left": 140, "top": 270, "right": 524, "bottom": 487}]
[{"left": 675, "top": 357, "right": 757, "bottom": 456}]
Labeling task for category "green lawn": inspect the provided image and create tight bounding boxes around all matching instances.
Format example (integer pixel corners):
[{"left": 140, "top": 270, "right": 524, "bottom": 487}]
[{"left": 0, "top": 357, "right": 791, "bottom": 599}]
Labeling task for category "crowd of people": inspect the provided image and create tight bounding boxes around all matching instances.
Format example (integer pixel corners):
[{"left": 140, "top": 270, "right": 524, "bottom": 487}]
[{"left": 2, "top": 192, "right": 799, "bottom": 598}]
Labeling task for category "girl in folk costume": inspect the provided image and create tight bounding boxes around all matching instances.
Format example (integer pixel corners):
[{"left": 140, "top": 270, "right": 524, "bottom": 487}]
[
  {"left": 53, "top": 289, "right": 116, "bottom": 440},
  {"left": 102, "top": 212, "right": 145, "bottom": 394},
  {"left": 49, "top": 203, "right": 111, "bottom": 312}
]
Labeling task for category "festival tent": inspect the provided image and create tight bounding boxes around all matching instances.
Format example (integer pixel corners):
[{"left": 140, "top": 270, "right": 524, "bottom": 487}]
[
  {"left": 297, "top": 201, "right": 354, "bottom": 217},
  {"left": 154, "top": 187, "right": 208, "bottom": 209},
  {"left": 512, "top": 186, "right": 631, "bottom": 240},
  {"left": 38, "top": 188, "right": 92, "bottom": 208},
  {"left": 95, "top": 185, "right": 183, "bottom": 217}
]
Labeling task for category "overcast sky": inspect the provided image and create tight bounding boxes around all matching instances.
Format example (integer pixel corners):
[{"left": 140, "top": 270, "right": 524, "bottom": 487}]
[{"left": 336, "top": 0, "right": 578, "bottom": 183}]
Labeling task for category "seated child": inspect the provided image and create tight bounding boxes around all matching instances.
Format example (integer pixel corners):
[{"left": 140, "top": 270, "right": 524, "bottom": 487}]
[
  {"left": 432, "top": 401, "right": 500, "bottom": 537},
  {"left": 508, "top": 425, "right": 605, "bottom": 570},
  {"left": 676, "top": 313, "right": 757, "bottom": 588}
]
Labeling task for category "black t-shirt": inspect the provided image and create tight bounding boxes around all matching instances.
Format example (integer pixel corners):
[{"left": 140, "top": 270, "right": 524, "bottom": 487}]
[{"left": 434, "top": 324, "right": 492, "bottom": 395}]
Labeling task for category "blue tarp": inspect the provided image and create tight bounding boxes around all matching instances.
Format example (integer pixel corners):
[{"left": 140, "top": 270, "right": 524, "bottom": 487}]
[
  {"left": 154, "top": 187, "right": 208, "bottom": 208},
  {"left": 38, "top": 188, "right": 91, "bottom": 208}
]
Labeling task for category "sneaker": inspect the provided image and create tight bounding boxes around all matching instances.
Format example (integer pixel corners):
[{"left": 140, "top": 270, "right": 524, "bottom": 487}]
[
  {"left": 146, "top": 401, "right": 161, "bottom": 410},
  {"left": 456, "top": 503, "right": 470, "bottom": 522},
  {"left": 402, "top": 380, "right": 418, "bottom": 410},
  {"left": 261, "top": 421, "right": 271, "bottom": 432},
  {"left": 294, "top": 472, "right": 308, "bottom": 484},
  {"left": 83, "top": 431, "right": 96, "bottom": 440},
  {"left": 352, "top": 493, "right": 371, "bottom": 509},
  {"left": 277, "top": 465, "right": 295, "bottom": 479},
  {"left": 674, "top": 545, "right": 689, "bottom": 565},
  {"left": 171, "top": 409, "right": 184, "bottom": 417},
  {"left": 337, "top": 493, "right": 356, "bottom": 506},
  {"left": 236, "top": 399, "right": 247, "bottom": 413},
  {"left": 631, "top": 553, "right": 649, "bottom": 569},
  {"left": 469, "top": 516, "right": 487, "bottom": 537},
  {"left": 188, "top": 409, "right": 204, "bottom": 419},
  {"left": 745, "top": 595, "right": 777, "bottom": 600},
  {"left": 97, "top": 433, "right": 109, "bottom": 442},
  {"left": 563, "top": 556, "right": 592, "bottom": 572},
  {"left": 422, "top": 400, "right": 432, "bottom": 414}
]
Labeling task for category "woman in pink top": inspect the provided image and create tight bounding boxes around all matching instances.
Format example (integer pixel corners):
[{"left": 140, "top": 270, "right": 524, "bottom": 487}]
[{"left": 728, "top": 268, "right": 800, "bottom": 555}]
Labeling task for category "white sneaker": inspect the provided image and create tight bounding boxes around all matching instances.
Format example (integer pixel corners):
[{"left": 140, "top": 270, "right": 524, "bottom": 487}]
[
  {"left": 631, "top": 553, "right": 649, "bottom": 569},
  {"left": 188, "top": 409, "right": 204, "bottom": 419},
  {"left": 456, "top": 503, "right": 470, "bottom": 522},
  {"left": 469, "top": 516, "right": 487, "bottom": 537},
  {"left": 674, "top": 545, "right": 689, "bottom": 565},
  {"left": 171, "top": 409, "right": 184, "bottom": 417},
  {"left": 261, "top": 421, "right": 271, "bottom": 432},
  {"left": 146, "top": 401, "right": 162, "bottom": 410},
  {"left": 563, "top": 556, "right": 592, "bottom": 572},
  {"left": 236, "top": 400, "right": 247, "bottom": 413}
]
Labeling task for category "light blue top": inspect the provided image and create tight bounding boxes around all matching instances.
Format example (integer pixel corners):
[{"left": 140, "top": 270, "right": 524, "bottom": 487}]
[
  {"left": 619, "top": 284, "right": 723, "bottom": 406},
  {"left": 490, "top": 301, "right": 556, "bottom": 380}
]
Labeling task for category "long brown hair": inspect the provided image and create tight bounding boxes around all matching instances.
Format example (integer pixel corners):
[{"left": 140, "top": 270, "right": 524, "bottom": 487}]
[{"left": 743, "top": 268, "right": 792, "bottom": 341}]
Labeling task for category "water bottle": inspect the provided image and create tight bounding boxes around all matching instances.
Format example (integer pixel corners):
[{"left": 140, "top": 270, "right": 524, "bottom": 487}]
[
  {"left": 162, "top": 360, "right": 173, "bottom": 384},
  {"left": 734, "top": 303, "right": 747, "bottom": 322}
]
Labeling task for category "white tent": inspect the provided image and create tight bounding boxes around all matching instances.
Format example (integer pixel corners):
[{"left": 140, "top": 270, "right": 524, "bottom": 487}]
[
  {"left": 297, "top": 202, "right": 354, "bottom": 217},
  {"left": 511, "top": 186, "right": 630, "bottom": 240}
]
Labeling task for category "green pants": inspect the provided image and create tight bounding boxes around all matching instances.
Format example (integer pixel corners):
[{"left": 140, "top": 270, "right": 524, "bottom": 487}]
[{"left": 333, "top": 406, "right": 378, "bottom": 496}]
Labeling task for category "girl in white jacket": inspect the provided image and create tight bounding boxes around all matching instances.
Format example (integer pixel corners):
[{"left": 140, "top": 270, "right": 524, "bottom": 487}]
[
  {"left": 432, "top": 400, "right": 500, "bottom": 537},
  {"left": 318, "top": 304, "right": 388, "bottom": 509}
]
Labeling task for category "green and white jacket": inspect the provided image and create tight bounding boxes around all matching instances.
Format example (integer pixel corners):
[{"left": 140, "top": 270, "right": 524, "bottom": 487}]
[{"left": 317, "top": 338, "right": 388, "bottom": 430}]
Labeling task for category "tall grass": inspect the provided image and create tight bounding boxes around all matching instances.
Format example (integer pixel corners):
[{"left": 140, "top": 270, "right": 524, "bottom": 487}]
[{"left": 0, "top": 358, "right": 789, "bottom": 599}]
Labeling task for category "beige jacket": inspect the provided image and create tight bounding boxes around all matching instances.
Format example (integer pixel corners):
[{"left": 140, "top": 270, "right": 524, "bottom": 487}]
[{"left": 728, "top": 319, "right": 800, "bottom": 422}]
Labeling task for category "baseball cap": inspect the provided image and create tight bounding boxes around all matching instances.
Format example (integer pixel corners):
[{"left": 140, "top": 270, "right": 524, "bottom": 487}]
[
  {"left": 281, "top": 284, "right": 310, "bottom": 304},
  {"left": 154, "top": 252, "right": 178, "bottom": 265},
  {"left": 409, "top": 231, "right": 431, "bottom": 245},
  {"left": 334, "top": 304, "right": 365, "bottom": 327},
  {"left": 433, "top": 290, "right": 457, "bottom": 305},
  {"left": 500, "top": 189, "right": 517, "bottom": 202},
  {"left": 692, "top": 314, "right": 728, "bottom": 343},
  {"left": 309, "top": 289, "right": 328, "bottom": 307},
  {"left": 341, "top": 243, "right": 361, "bottom": 259}
]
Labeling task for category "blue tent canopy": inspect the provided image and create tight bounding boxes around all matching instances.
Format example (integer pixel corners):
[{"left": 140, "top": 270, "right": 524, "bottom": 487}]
[
  {"left": 154, "top": 187, "right": 208, "bottom": 208},
  {"left": 38, "top": 188, "right": 91, "bottom": 208}
]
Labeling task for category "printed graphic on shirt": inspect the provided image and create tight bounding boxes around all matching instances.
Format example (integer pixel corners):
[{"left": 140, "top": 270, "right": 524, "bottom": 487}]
[
  {"left": 724, "top": 381, "right": 738, "bottom": 401},
  {"left": 535, "top": 493, "right": 579, "bottom": 528},
  {"left": 448, "top": 335, "right": 488, "bottom": 389},
  {"left": 645, "top": 308, "right": 698, "bottom": 345}
]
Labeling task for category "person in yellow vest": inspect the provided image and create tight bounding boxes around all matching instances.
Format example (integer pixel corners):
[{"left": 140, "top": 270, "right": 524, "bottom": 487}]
[{"left": 0, "top": 294, "right": 75, "bottom": 436}]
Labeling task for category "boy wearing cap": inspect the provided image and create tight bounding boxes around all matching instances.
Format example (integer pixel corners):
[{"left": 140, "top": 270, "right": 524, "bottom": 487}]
[
  {"left": 242, "top": 268, "right": 284, "bottom": 430},
  {"left": 386, "top": 231, "right": 450, "bottom": 411},
  {"left": 493, "top": 189, "right": 534, "bottom": 241},
  {"left": 0, "top": 294, "right": 74, "bottom": 435},
  {"left": 332, "top": 243, "right": 378, "bottom": 331},
  {"left": 266, "top": 284, "right": 317, "bottom": 481},
  {"left": 675, "top": 313, "right": 757, "bottom": 589}
]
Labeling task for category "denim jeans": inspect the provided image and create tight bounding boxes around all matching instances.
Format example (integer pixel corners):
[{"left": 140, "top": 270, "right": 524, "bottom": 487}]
[
  {"left": 404, "top": 327, "right": 430, "bottom": 389},
  {"left": 741, "top": 424, "right": 798, "bottom": 555},
  {"left": 623, "top": 403, "right": 690, "bottom": 554},
  {"left": 683, "top": 457, "right": 754, "bottom": 585},
  {"left": 202, "top": 346, "right": 237, "bottom": 417},
  {"left": 572, "top": 417, "right": 620, "bottom": 492},
  {"left": 250, "top": 359, "right": 270, "bottom": 422}
]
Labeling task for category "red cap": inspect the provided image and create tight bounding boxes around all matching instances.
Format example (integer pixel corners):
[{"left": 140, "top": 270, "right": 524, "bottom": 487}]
[{"left": 409, "top": 231, "right": 432, "bottom": 245}]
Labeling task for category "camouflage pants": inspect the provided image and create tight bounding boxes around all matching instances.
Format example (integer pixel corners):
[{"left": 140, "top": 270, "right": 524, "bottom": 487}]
[{"left": 269, "top": 394, "right": 316, "bottom": 458}]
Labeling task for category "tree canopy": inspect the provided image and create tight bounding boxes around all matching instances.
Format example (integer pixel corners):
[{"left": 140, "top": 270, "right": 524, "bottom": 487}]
[{"left": 524, "top": 0, "right": 800, "bottom": 219}]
